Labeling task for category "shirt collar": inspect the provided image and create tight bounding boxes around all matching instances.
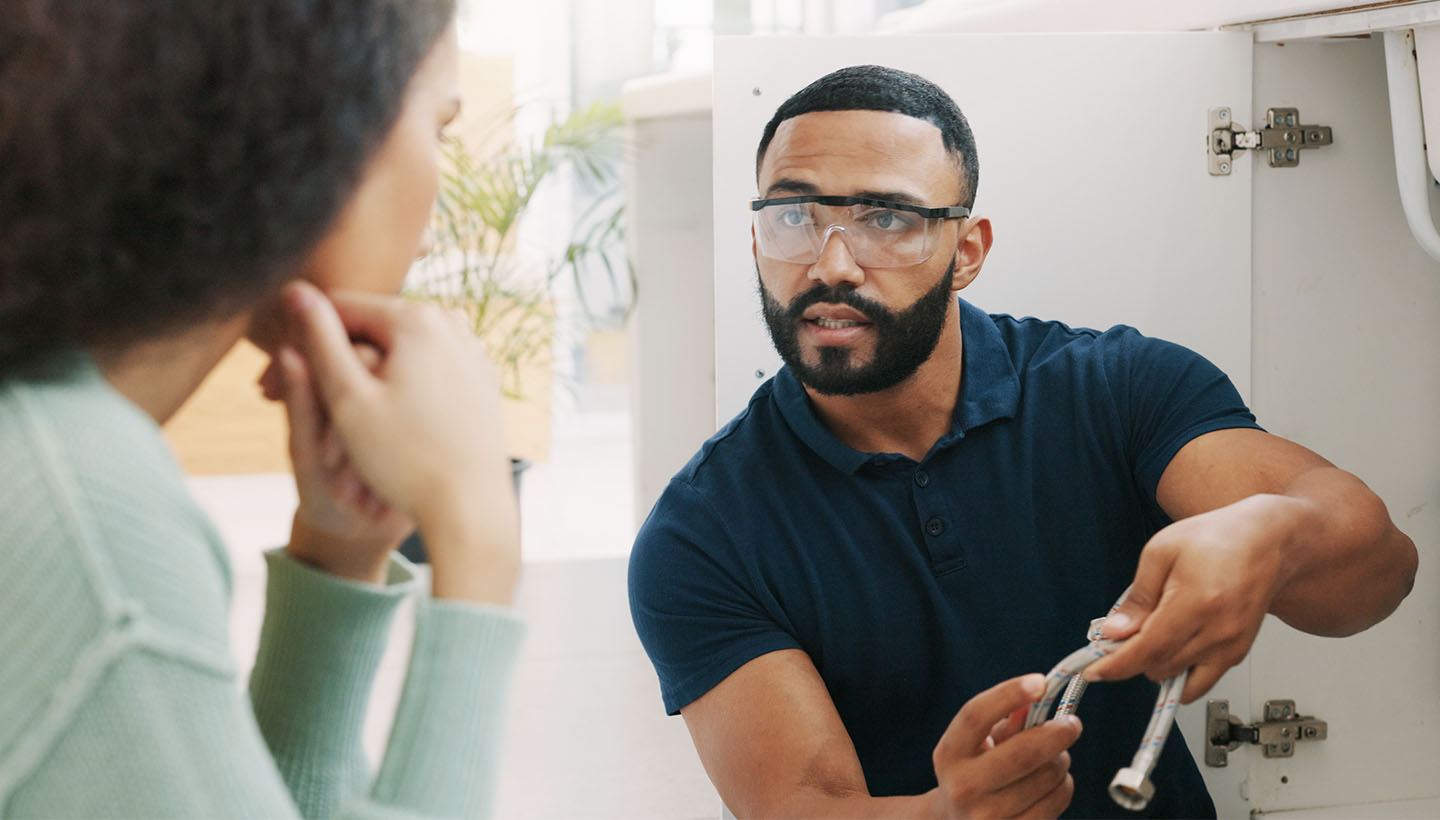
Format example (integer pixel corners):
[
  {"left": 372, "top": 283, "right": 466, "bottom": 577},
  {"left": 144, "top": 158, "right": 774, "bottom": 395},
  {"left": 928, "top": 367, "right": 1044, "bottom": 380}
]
[{"left": 773, "top": 297, "right": 1020, "bottom": 473}]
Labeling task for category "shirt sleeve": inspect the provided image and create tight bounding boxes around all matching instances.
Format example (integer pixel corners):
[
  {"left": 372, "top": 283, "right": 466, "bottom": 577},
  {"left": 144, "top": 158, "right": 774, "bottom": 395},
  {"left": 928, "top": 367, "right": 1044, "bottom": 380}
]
[
  {"left": 1102, "top": 326, "right": 1263, "bottom": 504},
  {"left": 628, "top": 478, "right": 803, "bottom": 716}
]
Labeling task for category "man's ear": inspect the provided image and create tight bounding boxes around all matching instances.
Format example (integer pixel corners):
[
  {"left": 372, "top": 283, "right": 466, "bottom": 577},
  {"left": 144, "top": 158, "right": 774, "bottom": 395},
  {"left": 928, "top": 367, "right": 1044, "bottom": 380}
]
[{"left": 951, "top": 216, "right": 993, "bottom": 292}]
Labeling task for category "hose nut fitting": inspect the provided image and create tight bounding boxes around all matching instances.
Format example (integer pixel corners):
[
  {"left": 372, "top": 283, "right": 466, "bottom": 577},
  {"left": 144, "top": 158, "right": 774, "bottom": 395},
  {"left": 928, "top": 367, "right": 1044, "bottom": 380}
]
[{"left": 1108, "top": 766, "right": 1155, "bottom": 811}]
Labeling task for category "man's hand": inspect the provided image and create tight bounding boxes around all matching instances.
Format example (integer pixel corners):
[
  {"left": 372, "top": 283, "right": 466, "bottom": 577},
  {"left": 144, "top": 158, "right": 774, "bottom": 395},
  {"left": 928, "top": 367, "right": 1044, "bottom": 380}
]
[
  {"left": 1083, "top": 427, "right": 1418, "bottom": 704},
  {"left": 929, "top": 674, "right": 1081, "bottom": 819},
  {"left": 1082, "top": 495, "right": 1295, "bottom": 702}
]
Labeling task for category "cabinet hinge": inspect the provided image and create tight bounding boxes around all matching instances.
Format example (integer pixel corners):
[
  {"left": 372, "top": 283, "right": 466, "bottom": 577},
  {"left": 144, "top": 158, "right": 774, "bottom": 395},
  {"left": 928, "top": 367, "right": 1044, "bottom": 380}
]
[
  {"left": 1208, "top": 107, "right": 1334, "bottom": 175},
  {"left": 1205, "top": 699, "right": 1328, "bottom": 767}
]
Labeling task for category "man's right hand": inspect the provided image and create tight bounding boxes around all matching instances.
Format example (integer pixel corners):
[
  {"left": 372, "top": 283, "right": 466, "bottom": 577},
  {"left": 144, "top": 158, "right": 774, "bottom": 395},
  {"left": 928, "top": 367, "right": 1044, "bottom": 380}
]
[
  {"left": 681, "top": 651, "right": 1079, "bottom": 820},
  {"left": 928, "top": 674, "right": 1080, "bottom": 819}
]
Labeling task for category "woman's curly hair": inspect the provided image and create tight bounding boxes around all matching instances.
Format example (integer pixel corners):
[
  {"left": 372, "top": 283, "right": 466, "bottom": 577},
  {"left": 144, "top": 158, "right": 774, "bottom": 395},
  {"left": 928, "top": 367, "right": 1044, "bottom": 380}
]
[{"left": 0, "top": 0, "right": 454, "bottom": 371}]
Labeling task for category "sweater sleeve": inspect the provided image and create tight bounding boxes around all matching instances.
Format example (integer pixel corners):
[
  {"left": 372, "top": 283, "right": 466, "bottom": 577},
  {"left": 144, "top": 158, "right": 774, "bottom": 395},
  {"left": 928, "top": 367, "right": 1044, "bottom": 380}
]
[
  {"left": 250, "top": 549, "right": 526, "bottom": 818},
  {"left": 5, "top": 551, "right": 524, "bottom": 819},
  {"left": 0, "top": 359, "right": 525, "bottom": 817}
]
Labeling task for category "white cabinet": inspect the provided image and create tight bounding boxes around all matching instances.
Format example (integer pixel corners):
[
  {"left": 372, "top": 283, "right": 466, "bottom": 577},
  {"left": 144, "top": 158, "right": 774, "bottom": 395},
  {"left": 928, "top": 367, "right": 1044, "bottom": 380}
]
[{"left": 625, "top": 10, "right": 1440, "bottom": 817}]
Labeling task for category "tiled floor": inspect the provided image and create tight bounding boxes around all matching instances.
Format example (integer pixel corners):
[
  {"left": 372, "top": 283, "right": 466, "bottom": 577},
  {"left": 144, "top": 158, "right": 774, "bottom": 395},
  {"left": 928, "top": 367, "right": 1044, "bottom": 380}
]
[{"left": 191, "top": 407, "right": 719, "bottom": 819}]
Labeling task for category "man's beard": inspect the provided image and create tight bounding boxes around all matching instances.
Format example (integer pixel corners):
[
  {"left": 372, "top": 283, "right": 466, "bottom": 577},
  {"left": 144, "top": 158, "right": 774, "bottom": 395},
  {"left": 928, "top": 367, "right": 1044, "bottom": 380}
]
[{"left": 759, "top": 257, "right": 955, "bottom": 396}]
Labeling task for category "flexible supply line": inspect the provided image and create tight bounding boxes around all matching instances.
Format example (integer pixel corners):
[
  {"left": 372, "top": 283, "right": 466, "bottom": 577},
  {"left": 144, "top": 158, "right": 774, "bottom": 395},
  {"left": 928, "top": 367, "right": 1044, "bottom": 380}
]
[
  {"left": 1024, "top": 612, "right": 1187, "bottom": 812},
  {"left": 1383, "top": 28, "right": 1440, "bottom": 265}
]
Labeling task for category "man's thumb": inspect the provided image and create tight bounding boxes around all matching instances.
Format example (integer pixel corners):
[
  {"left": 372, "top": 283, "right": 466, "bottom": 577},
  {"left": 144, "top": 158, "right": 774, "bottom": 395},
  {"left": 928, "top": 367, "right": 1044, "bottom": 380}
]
[{"left": 1100, "top": 578, "right": 1159, "bottom": 640}]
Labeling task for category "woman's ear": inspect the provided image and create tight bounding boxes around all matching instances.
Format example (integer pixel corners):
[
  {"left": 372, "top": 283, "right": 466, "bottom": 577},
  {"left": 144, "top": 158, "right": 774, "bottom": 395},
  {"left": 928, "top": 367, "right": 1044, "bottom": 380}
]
[{"left": 951, "top": 216, "right": 993, "bottom": 292}]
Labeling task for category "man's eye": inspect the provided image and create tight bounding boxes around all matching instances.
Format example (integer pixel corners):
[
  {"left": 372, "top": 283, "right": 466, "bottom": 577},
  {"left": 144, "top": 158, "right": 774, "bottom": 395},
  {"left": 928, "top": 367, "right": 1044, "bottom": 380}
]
[
  {"left": 860, "top": 209, "right": 911, "bottom": 231},
  {"left": 778, "top": 208, "right": 811, "bottom": 227}
]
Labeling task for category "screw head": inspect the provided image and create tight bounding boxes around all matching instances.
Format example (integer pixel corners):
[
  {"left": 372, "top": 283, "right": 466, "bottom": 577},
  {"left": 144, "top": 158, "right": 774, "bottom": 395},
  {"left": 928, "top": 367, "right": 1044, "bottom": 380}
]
[
  {"left": 754, "top": 369, "right": 765, "bottom": 378},
  {"left": 1220, "top": 109, "right": 1230, "bottom": 120},
  {"left": 752, "top": 87, "right": 762, "bottom": 96},
  {"left": 1219, "top": 163, "right": 1230, "bottom": 173}
]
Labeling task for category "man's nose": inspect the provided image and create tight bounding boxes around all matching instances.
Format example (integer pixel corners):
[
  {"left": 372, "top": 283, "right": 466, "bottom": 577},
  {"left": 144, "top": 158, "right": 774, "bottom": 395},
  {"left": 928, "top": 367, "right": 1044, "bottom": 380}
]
[{"left": 809, "top": 225, "right": 865, "bottom": 288}]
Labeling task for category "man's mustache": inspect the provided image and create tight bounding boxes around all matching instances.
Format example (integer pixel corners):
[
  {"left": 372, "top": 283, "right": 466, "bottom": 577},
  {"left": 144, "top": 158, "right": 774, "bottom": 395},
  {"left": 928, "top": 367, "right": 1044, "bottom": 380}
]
[{"left": 785, "top": 284, "right": 891, "bottom": 323}]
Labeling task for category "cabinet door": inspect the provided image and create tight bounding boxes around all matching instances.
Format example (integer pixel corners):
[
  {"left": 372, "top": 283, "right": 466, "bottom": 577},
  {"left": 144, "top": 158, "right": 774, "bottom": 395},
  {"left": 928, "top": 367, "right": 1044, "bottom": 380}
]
[
  {"left": 1243, "top": 35, "right": 1440, "bottom": 820},
  {"left": 712, "top": 30, "right": 1440, "bottom": 820},
  {"left": 711, "top": 31, "right": 1257, "bottom": 816}
]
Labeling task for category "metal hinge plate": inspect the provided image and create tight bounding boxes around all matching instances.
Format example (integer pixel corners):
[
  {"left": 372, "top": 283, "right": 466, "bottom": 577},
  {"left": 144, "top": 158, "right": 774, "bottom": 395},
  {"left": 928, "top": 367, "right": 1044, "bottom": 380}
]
[
  {"left": 1205, "top": 699, "right": 1328, "bottom": 766},
  {"left": 1208, "top": 107, "right": 1334, "bottom": 175}
]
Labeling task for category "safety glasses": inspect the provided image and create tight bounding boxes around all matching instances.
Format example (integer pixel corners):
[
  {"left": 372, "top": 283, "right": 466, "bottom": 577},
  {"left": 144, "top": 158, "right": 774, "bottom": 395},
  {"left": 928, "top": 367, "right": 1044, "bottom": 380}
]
[{"left": 751, "top": 195, "right": 969, "bottom": 268}]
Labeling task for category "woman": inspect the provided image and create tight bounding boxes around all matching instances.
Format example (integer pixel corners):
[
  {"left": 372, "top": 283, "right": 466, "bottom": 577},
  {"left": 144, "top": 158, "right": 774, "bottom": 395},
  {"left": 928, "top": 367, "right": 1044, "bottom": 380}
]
[{"left": 0, "top": 1, "right": 522, "bottom": 816}]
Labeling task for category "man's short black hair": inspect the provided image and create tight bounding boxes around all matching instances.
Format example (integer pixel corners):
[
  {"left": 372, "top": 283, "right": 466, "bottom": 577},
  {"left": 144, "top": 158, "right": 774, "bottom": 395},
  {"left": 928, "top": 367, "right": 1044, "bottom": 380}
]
[
  {"left": 0, "top": 0, "right": 454, "bottom": 372},
  {"left": 754, "top": 64, "right": 979, "bottom": 209}
]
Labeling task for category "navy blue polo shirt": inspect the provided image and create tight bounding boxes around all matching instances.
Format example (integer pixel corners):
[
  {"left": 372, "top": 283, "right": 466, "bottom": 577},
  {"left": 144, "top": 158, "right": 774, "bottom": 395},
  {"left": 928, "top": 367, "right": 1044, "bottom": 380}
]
[{"left": 629, "top": 297, "right": 1260, "bottom": 818}]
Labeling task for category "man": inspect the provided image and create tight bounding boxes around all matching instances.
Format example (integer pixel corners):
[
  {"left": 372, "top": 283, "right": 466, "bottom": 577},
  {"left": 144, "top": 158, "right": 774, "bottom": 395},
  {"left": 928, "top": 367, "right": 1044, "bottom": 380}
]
[{"left": 628, "top": 65, "right": 1416, "bottom": 818}]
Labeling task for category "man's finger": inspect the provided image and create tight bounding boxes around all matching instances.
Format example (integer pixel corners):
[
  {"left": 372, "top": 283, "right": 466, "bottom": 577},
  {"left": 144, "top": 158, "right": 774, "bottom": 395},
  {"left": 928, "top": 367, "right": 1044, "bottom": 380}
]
[
  {"left": 971, "top": 715, "right": 1082, "bottom": 793},
  {"left": 1100, "top": 540, "right": 1178, "bottom": 641},
  {"left": 1087, "top": 600, "right": 1201, "bottom": 683},
  {"left": 281, "top": 281, "right": 375, "bottom": 409},
  {"left": 988, "top": 751, "right": 1072, "bottom": 820},
  {"left": 1016, "top": 773, "right": 1075, "bottom": 820},
  {"left": 990, "top": 704, "right": 1030, "bottom": 746},
  {"left": 935, "top": 674, "right": 1045, "bottom": 764},
  {"left": 1180, "top": 661, "right": 1227, "bottom": 704}
]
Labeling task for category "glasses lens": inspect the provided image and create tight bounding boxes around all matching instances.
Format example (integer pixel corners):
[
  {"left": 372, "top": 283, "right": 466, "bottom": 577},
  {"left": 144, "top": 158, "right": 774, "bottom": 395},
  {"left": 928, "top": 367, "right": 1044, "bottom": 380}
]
[
  {"left": 754, "top": 201, "right": 938, "bottom": 268},
  {"left": 844, "top": 204, "right": 935, "bottom": 268},
  {"left": 755, "top": 202, "right": 821, "bottom": 263}
]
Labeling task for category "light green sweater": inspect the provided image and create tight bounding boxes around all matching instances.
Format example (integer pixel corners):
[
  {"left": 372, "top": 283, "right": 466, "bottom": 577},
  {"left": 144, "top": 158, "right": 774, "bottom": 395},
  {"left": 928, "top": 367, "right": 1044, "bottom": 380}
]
[{"left": 0, "top": 352, "right": 525, "bottom": 818}]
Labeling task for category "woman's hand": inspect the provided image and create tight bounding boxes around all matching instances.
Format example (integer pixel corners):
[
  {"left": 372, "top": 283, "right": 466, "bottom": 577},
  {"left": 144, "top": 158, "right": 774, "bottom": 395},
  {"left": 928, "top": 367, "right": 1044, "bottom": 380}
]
[
  {"left": 276, "top": 280, "right": 520, "bottom": 604},
  {"left": 263, "top": 345, "right": 414, "bottom": 584}
]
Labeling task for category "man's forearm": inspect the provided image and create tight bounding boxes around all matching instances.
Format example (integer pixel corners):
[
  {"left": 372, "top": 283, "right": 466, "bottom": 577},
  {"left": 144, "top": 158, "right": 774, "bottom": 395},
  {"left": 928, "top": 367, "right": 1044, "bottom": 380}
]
[
  {"left": 1268, "top": 466, "right": 1417, "bottom": 636},
  {"left": 747, "top": 789, "right": 940, "bottom": 820}
]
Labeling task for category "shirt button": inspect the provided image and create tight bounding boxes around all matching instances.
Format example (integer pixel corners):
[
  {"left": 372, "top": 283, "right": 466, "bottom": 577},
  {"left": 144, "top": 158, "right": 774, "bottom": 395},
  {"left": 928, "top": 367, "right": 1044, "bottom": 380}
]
[
  {"left": 914, "top": 470, "right": 930, "bottom": 488},
  {"left": 925, "top": 517, "right": 946, "bottom": 537}
]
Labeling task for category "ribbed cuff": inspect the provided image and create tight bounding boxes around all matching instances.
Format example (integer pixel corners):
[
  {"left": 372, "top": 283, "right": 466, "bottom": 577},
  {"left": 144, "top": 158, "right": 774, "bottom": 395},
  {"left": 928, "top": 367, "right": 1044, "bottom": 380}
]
[
  {"left": 370, "top": 597, "right": 526, "bottom": 817},
  {"left": 249, "top": 549, "right": 418, "bottom": 806}
]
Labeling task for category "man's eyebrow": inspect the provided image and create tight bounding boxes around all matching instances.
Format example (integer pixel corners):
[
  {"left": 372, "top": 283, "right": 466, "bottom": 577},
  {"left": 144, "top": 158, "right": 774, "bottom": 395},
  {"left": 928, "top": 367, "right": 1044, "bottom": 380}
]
[
  {"left": 763, "top": 178, "right": 820, "bottom": 196},
  {"left": 853, "top": 189, "right": 926, "bottom": 205},
  {"left": 761, "top": 180, "right": 931, "bottom": 206}
]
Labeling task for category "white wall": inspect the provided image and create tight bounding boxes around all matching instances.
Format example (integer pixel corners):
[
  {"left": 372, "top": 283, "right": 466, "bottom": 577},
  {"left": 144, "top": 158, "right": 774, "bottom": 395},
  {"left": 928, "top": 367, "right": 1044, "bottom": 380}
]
[{"left": 626, "top": 108, "right": 717, "bottom": 523}]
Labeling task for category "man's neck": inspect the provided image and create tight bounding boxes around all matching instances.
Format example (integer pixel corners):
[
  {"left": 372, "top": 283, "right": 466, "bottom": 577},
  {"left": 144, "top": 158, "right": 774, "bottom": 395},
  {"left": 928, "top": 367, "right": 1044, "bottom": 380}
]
[{"left": 805, "top": 312, "right": 963, "bottom": 462}]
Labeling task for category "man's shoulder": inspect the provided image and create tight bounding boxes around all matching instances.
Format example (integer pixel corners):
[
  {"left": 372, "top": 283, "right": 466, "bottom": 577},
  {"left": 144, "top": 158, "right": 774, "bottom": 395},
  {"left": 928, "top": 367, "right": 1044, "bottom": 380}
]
[
  {"left": 635, "top": 376, "right": 803, "bottom": 552},
  {"left": 668, "top": 376, "right": 794, "bottom": 489},
  {"left": 984, "top": 312, "right": 1190, "bottom": 373}
]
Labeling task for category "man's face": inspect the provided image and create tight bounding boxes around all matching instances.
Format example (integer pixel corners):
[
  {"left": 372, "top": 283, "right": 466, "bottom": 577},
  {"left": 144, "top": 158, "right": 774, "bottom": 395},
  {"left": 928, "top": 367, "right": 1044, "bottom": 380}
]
[{"left": 754, "top": 110, "right": 966, "bottom": 396}]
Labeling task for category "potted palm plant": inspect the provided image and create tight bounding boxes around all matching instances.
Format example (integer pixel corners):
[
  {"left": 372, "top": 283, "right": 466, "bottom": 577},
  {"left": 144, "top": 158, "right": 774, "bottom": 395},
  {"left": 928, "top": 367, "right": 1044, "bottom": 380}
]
[{"left": 398, "top": 99, "right": 631, "bottom": 562}]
